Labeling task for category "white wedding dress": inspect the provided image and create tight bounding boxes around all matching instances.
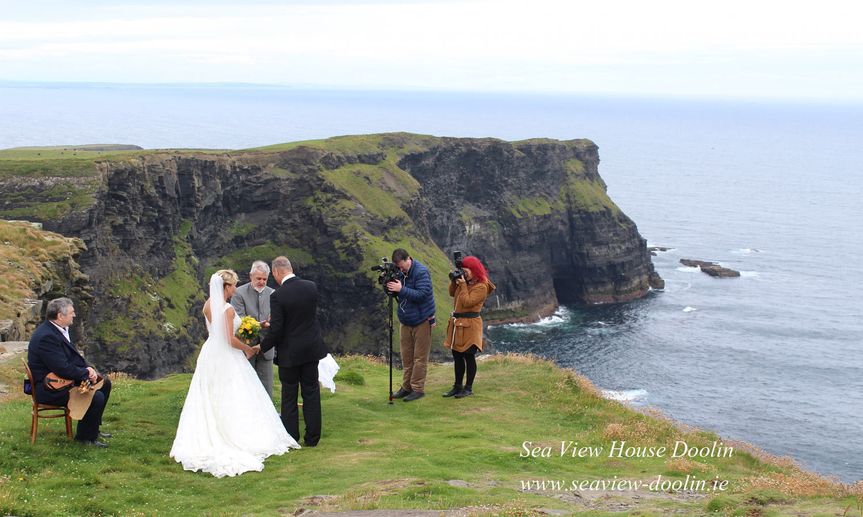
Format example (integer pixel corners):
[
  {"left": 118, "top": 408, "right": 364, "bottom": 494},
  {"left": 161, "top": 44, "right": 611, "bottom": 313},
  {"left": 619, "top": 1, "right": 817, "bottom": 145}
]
[{"left": 170, "top": 275, "right": 301, "bottom": 477}]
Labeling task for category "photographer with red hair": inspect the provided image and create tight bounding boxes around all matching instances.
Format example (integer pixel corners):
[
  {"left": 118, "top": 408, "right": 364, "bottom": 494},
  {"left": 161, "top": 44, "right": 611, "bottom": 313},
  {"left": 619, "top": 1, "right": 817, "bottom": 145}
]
[{"left": 443, "top": 255, "right": 496, "bottom": 398}]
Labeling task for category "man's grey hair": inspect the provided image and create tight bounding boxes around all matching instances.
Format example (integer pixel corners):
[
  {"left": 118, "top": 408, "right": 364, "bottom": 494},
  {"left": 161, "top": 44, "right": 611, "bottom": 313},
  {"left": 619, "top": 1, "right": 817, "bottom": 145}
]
[
  {"left": 250, "top": 260, "right": 271, "bottom": 276},
  {"left": 271, "top": 256, "right": 292, "bottom": 272},
  {"left": 46, "top": 298, "right": 74, "bottom": 320}
]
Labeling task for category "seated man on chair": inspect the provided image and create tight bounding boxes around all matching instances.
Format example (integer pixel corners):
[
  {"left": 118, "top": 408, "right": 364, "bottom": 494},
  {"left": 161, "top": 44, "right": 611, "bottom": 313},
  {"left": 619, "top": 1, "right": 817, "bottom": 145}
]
[{"left": 27, "top": 297, "right": 112, "bottom": 447}]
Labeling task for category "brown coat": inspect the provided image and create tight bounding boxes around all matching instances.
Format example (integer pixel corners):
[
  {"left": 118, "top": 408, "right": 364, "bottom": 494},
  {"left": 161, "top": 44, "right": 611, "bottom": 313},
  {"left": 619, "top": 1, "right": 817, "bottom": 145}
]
[{"left": 444, "top": 278, "right": 496, "bottom": 352}]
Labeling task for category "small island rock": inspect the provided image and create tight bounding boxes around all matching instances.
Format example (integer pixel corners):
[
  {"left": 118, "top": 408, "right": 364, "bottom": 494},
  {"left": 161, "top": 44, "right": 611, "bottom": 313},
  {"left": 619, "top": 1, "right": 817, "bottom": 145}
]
[{"left": 680, "top": 259, "right": 740, "bottom": 278}]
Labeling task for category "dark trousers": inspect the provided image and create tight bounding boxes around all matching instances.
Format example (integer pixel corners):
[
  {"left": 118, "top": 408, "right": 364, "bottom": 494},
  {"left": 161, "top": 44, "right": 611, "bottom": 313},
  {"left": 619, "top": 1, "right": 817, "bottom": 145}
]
[
  {"left": 452, "top": 346, "right": 479, "bottom": 388},
  {"left": 77, "top": 376, "right": 111, "bottom": 441},
  {"left": 39, "top": 376, "right": 112, "bottom": 441},
  {"left": 278, "top": 361, "right": 321, "bottom": 446}
]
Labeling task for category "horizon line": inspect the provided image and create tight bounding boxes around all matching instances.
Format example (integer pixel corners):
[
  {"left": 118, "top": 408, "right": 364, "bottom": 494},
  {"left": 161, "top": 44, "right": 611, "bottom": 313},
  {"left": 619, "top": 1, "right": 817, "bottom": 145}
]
[{"left": 2, "top": 79, "right": 861, "bottom": 107}]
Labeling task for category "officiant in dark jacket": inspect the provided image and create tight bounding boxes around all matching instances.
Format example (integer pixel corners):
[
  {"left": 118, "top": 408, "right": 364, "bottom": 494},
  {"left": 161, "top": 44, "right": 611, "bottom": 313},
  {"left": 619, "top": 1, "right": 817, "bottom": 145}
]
[
  {"left": 231, "top": 260, "right": 276, "bottom": 398},
  {"left": 260, "top": 256, "right": 328, "bottom": 447},
  {"left": 27, "top": 297, "right": 112, "bottom": 447}
]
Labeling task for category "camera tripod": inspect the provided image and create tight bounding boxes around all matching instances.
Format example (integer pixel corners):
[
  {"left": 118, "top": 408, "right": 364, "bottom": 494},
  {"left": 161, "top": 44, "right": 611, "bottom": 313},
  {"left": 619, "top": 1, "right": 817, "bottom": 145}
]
[{"left": 386, "top": 294, "right": 396, "bottom": 404}]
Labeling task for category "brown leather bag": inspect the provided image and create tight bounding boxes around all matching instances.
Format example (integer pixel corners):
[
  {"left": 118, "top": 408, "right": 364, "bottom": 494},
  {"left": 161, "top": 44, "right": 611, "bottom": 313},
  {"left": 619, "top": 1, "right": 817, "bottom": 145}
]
[{"left": 44, "top": 372, "right": 74, "bottom": 391}]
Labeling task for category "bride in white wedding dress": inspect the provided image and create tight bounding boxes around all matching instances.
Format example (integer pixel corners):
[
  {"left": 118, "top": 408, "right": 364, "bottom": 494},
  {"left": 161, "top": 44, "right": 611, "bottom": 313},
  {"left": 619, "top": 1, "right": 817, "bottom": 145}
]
[{"left": 170, "top": 270, "right": 300, "bottom": 477}]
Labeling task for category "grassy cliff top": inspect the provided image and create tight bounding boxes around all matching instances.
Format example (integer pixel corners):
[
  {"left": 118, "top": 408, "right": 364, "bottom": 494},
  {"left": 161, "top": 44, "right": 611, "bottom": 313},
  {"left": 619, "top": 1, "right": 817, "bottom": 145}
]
[
  {"left": 0, "top": 354, "right": 856, "bottom": 516},
  {"left": 0, "top": 134, "right": 596, "bottom": 178},
  {"left": 0, "top": 145, "right": 231, "bottom": 178}
]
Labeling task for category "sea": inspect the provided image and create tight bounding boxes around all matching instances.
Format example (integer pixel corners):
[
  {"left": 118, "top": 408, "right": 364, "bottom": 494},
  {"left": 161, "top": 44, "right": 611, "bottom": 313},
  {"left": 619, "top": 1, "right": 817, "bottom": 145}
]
[{"left": 1, "top": 83, "right": 861, "bottom": 482}]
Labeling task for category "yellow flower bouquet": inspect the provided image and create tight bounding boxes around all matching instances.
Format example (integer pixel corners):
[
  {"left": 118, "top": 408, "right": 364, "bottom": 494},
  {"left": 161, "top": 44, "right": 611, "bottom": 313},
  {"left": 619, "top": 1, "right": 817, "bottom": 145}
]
[{"left": 237, "top": 316, "right": 262, "bottom": 343}]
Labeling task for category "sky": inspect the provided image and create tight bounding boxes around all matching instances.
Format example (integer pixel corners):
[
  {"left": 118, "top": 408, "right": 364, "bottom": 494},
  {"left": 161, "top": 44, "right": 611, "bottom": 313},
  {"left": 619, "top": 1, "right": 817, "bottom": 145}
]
[{"left": 1, "top": 0, "right": 862, "bottom": 101}]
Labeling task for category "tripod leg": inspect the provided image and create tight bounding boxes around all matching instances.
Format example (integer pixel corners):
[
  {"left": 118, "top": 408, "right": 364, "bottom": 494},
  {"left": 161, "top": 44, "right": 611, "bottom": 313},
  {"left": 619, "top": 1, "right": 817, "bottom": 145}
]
[{"left": 388, "top": 295, "right": 394, "bottom": 404}]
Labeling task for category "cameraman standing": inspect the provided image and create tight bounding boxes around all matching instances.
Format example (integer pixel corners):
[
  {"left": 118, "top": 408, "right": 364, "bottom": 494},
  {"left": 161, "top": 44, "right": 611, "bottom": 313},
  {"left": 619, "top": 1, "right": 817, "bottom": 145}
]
[{"left": 386, "top": 248, "right": 436, "bottom": 402}]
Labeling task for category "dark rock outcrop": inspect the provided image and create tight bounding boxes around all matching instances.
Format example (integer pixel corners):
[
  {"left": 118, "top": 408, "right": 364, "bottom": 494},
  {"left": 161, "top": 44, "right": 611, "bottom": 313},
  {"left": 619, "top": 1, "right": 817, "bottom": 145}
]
[
  {"left": 680, "top": 259, "right": 740, "bottom": 278},
  {"left": 0, "top": 134, "right": 662, "bottom": 377}
]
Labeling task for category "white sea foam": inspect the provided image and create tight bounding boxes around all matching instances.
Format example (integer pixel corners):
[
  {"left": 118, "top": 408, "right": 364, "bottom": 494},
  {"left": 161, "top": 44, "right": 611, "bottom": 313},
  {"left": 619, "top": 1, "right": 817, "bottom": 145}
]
[
  {"left": 490, "top": 306, "right": 569, "bottom": 329},
  {"left": 602, "top": 389, "right": 648, "bottom": 403},
  {"left": 677, "top": 266, "right": 701, "bottom": 273},
  {"left": 731, "top": 248, "right": 761, "bottom": 255},
  {"left": 504, "top": 315, "right": 564, "bottom": 328},
  {"left": 740, "top": 271, "right": 760, "bottom": 278},
  {"left": 683, "top": 306, "right": 698, "bottom": 312},
  {"left": 661, "top": 280, "right": 693, "bottom": 294},
  {"left": 647, "top": 243, "right": 675, "bottom": 253}
]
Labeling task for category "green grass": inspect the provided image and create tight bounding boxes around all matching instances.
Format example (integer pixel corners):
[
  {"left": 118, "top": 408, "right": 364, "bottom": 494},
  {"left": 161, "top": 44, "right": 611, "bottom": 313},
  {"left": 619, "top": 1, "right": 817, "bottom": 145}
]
[
  {"left": 0, "top": 146, "right": 229, "bottom": 179},
  {"left": 249, "top": 134, "right": 391, "bottom": 154},
  {"left": 0, "top": 355, "right": 855, "bottom": 516},
  {"left": 0, "top": 146, "right": 143, "bottom": 178},
  {"left": 0, "top": 159, "right": 98, "bottom": 179},
  {"left": 246, "top": 132, "right": 442, "bottom": 158}
]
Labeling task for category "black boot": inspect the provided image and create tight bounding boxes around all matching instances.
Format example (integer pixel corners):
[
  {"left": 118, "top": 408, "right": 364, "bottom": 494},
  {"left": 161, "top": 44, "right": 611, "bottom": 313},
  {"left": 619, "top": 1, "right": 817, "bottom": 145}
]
[
  {"left": 454, "top": 386, "right": 473, "bottom": 398},
  {"left": 443, "top": 384, "right": 462, "bottom": 397}
]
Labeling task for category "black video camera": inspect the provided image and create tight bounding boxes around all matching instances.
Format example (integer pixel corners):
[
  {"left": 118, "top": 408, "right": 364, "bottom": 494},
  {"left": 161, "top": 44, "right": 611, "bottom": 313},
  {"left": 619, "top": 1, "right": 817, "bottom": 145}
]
[
  {"left": 371, "top": 257, "right": 400, "bottom": 296},
  {"left": 448, "top": 250, "right": 465, "bottom": 281}
]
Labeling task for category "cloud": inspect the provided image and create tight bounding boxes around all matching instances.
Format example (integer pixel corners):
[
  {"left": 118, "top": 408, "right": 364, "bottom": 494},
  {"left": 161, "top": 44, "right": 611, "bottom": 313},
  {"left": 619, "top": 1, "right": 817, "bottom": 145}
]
[{"left": 1, "top": 0, "right": 862, "bottom": 98}]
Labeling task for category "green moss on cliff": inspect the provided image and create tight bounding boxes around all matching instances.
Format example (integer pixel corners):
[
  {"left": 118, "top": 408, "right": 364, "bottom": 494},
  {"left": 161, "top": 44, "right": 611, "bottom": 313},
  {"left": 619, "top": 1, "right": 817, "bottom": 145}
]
[
  {"left": 565, "top": 157, "right": 586, "bottom": 175},
  {"left": 322, "top": 158, "right": 419, "bottom": 221},
  {"left": 227, "top": 220, "right": 255, "bottom": 237},
  {"left": 158, "top": 221, "right": 198, "bottom": 331},
  {"left": 560, "top": 156, "right": 621, "bottom": 213},
  {"left": 94, "top": 277, "right": 159, "bottom": 353},
  {"left": 206, "top": 242, "right": 315, "bottom": 279},
  {"left": 507, "top": 195, "right": 562, "bottom": 218},
  {"left": 93, "top": 221, "right": 198, "bottom": 350},
  {"left": 0, "top": 181, "right": 98, "bottom": 220},
  {"left": 561, "top": 177, "right": 621, "bottom": 214}
]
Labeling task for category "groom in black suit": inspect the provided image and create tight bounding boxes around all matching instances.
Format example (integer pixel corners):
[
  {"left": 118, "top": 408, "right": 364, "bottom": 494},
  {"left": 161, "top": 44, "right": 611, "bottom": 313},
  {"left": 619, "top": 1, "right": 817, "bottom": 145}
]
[{"left": 260, "top": 256, "right": 328, "bottom": 447}]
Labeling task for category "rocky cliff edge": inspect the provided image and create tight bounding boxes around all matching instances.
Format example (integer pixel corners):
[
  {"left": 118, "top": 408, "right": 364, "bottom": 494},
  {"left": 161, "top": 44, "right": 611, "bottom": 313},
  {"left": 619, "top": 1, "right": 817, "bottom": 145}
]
[{"left": 0, "top": 134, "right": 662, "bottom": 377}]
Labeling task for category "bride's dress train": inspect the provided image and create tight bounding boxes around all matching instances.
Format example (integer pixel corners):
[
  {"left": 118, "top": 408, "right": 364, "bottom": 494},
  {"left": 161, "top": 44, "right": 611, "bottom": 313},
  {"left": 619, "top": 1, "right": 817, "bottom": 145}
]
[{"left": 171, "top": 276, "right": 300, "bottom": 477}]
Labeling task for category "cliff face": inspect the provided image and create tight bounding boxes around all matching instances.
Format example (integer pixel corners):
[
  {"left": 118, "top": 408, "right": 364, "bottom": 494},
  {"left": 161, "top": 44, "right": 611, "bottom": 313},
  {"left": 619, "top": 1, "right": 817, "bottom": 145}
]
[
  {"left": 0, "top": 134, "right": 661, "bottom": 377},
  {"left": 0, "top": 220, "right": 90, "bottom": 342},
  {"left": 398, "top": 138, "right": 662, "bottom": 315}
]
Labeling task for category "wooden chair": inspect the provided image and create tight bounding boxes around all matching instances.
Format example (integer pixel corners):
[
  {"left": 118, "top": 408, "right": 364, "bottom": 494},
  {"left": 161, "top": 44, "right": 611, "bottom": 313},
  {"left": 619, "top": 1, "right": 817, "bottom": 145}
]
[{"left": 22, "top": 359, "right": 73, "bottom": 444}]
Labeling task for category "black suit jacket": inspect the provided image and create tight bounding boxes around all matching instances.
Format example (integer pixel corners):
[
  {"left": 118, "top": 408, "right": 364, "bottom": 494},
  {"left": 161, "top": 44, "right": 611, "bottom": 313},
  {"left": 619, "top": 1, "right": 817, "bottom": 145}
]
[
  {"left": 260, "top": 276, "right": 328, "bottom": 367},
  {"left": 27, "top": 321, "right": 90, "bottom": 405}
]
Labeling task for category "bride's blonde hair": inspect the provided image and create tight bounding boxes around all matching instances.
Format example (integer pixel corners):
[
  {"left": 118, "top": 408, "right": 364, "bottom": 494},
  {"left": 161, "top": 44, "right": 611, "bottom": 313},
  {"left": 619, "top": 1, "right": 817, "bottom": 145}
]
[{"left": 215, "top": 269, "right": 239, "bottom": 286}]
